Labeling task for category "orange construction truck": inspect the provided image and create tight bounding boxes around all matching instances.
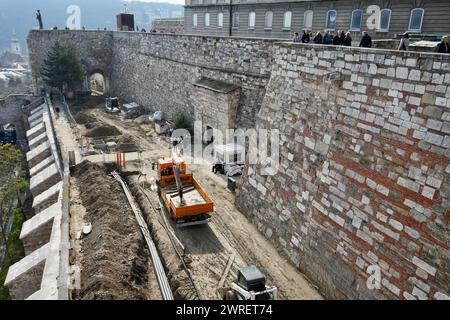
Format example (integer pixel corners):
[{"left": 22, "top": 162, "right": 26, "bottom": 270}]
[{"left": 156, "top": 157, "right": 214, "bottom": 227}]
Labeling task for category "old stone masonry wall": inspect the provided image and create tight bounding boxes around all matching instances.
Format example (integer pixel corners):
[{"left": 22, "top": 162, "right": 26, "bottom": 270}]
[
  {"left": 27, "top": 31, "right": 114, "bottom": 92},
  {"left": 27, "top": 30, "right": 277, "bottom": 128},
  {"left": 110, "top": 33, "right": 275, "bottom": 128},
  {"left": 237, "top": 43, "right": 450, "bottom": 300}
]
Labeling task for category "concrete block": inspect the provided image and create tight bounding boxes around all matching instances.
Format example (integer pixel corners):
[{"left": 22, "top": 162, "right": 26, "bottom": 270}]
[
  {"left": 29, "top": 155, "right": 55, "bottom": 177},
  {"left": 30, "top": 105, "right": 44, "bottom": 115},
  {"left": 4, "top": 243, "right": 49, "bottom": 300},
  {"left": 26, "top": 141, "right": 52, "bottom": 169},
  {"left": 29, "top": 117, "right": 44, "bottom": 129},
  {"left": 28, "top": 132, "right": 48, "bottom": 150},
  {"left": 32, "top": 181, "right": 63, "bottom": 215},
  {"left": 26, "top": 122, "right": 45, "bottom": 141},
  {"left": 30, "top": 164, "right": 62, "bottom": 198},
  {"left": 20, "top": 202, "right": 60, "bottom": 255},
  {"left": 28, "top": 107, "right": 45, "bottom": 123}
]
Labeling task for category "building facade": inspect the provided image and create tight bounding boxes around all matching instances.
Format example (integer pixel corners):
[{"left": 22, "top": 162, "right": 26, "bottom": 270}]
[
  {"left": 152, "top": 18, "right": 184, "bottom": 33},
  {"left": 184, "top": 0, "right": 450, "bottom": 39},
  {"left": 10, "top": 30, "right": 22, "bottom": 54}
]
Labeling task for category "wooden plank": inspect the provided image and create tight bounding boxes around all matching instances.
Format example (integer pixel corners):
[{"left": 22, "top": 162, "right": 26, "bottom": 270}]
[{"left": 218, "top": 253, "right": 236, "bottom": 289}]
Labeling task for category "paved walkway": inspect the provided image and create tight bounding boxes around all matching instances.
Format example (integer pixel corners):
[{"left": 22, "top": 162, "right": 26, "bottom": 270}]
[{"left": 49, "top": 99, "right": 82, "bottom": 165}]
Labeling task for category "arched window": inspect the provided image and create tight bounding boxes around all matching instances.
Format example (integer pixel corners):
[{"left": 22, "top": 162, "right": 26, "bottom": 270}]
[
  {"left": 193, "top": 13, "right": 198, "bottom": 28},
  {"left": 233, "top": 12, "right": 240, "bottom": 28},
  {"left": 378, "top": 9, "right": 391, "bottom": 32},
  {"left": 283, "top": 11, "right": 292, "bottom": 29},
  {"left": 409, "top": 8, "right": 424, "bottom": 32},
  {"left": 350, "top": 9, "right": 363, "bottom": 30},
  {"left": 265, "top": 11, "right": 273, "bottom": 29},
  {"left": 326, "top": 10, "right": 337, "bottom": 30},
  {"left": 248, "top": 11, "right": 256, "bottom": 29},
  {"left": 205, "top": 13, "right": 210, "bottom": 27},
  {"left": 217, "top": 12, "right": 223, "bottom": 28},
  {"left": 304, "top": 10, "right": 313, "bottom": 29}
]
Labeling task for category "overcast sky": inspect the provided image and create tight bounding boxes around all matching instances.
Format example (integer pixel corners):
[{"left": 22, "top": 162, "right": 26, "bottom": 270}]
[{"left": 130, "top": 0, "right": 185, "bottom": 5}]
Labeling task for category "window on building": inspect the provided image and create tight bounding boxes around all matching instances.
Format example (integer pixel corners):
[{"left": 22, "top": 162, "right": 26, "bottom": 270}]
[
  {"left": 249, "top": 11, "right": 256, "bottom": 29},
  {"left": 408, "top": 8, "right": 424, "bottom": 32},
  {"left": 217, "top": 12, "right": 223, "bottom": 28},
  {"left": 326, "top": 10, "right": 337, "bottom": 30},
  {"left": 265, "top": 11, "right": 273, "bottom": 29},
  {"left": 233, "top": 12, "right": 240, "bottom": 28},
  {"left": 304, "top": 10, "right": 313, "bottom": 29},
  {"left": 193, "top": 13, "right": 198, "bottom": 28},
  {"left": 350, "top": 9, "right": 363, "bottom": 30},
  {"left": 205, "top": 13, "right": 210, "bottom": 27},
  {"left": 283, "top": 11, "right": 292, "bottom": 29},
  {"left": 378, "top": 9, "right": 391, "bottom": 32}
]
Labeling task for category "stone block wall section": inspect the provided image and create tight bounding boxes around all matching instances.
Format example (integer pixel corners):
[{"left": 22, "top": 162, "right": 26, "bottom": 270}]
[
  {"left": 110, "top": 32, "right": 276, "bottom": 128},
  {"left": 27, "top": 30, "right": 280, "bottom": 129},
  {"left": 4, "top": 98, "right": 67, "bottom": 299},
  {"left": 237, "top": 43, "right": 450, "bottom": 300}
]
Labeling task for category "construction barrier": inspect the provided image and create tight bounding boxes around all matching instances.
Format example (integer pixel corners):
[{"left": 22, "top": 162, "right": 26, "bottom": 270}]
[{"left": 116, "top": 152, "right": 126, "bottom": 167}]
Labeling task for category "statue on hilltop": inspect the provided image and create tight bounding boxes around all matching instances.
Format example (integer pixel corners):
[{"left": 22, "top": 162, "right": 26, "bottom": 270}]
[{"left": 36, "top": 10, "right": 43, "bottom": 30}]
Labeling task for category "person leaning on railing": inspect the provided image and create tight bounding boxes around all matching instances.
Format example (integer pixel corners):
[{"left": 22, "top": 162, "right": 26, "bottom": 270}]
[
  {"left": 436, "top": 36, "right": 450, "bottom": 54},
  {"left": 398, "top": 32, "right": 410, "bottom": 51}
]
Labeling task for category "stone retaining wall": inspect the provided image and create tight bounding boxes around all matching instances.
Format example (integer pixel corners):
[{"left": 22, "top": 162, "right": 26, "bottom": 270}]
[
  {"left": 237, "top": 43, "right": 450, "bottom": 300},
  {"left": 4, "top": 98, "right": 66, "bottom": 300},
  {"left": 28, "top": 30, "right": 277, "bottom": 128}
]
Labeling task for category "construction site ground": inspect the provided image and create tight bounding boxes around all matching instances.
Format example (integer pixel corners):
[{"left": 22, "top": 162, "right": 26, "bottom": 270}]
[{"left": 60, "top": 98, "right": 322, "bottom": 300}]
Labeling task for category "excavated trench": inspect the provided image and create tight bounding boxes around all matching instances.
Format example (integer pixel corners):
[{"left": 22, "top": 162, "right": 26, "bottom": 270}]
[
  {"left": 126, "top": 175, "right": 198, "bottom": 300},
  {"left": 69, "top": 161, "right": 160, "bottom": 300}
]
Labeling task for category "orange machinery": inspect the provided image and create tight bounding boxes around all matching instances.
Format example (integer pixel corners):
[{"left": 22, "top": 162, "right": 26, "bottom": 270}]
[{"left": 157, "top": 157, "right": 214, "bottom": 227}]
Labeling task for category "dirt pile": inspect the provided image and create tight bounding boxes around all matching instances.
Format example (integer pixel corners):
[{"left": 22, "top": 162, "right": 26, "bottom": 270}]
[
  {"left": 85, "top": 125, "right": 122, "bottom": 138},
  {"left": 71, "top": 95, "right": 104, "bottom": 109},
  {"left": 74, "top": 113, "right": 96, "bottom": 125},
  {"left": 71, "top": 161, "right": 151, "bottom": 300}
]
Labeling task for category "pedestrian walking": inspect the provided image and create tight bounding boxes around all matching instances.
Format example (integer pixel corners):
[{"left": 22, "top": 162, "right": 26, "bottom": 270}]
[
  {"left": 301, "top": 30, "right": 310, "bottom": 43},
  {"left": 343, "top": 32, "right": 352, "bottom": 46},
  {"left": 340, "top": 30, "right": 346, "bottom": 44},
  {"left": 398, "top": 33, "right": 410, "bottom": 51},
  {"left": 359, "top": 31, "right": 372, "bottom": 48},
  {"left": 436, "top": 36, "right": 450, "bottom": 54},
  {"left": 313, "top": 31, "right": 323, "bottom": 44},
  {"left": 292, "top": 32, "right": 301, "bottom": 43},
  {"left": 323, "top": 30, "right": 333, "bottom": 45},
  {"left": 333, "top": 31, "right": 343, "bottom": 45}
]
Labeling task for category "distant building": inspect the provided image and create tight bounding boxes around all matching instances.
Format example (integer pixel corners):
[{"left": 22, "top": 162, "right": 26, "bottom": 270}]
[
  {"left": 184, "top": 0, "right": 450, "bottom": 40},
  {"left": 152, "top": 18, "right": 184, "bottom": 33},
  {"left": 117, "top": 13, "right": 135, "bottom": 31},
  {"left": 10, "top": 30, "right": 21, "bottom": 55}
]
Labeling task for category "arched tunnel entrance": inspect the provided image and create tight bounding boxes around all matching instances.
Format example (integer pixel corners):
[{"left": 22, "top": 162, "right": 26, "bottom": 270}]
[
  {"left": 89, "top": 72, "right": 106, "bottom": 96},
  {"left": 82, "top": 69, "right": 109, "bottom": 96}
]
